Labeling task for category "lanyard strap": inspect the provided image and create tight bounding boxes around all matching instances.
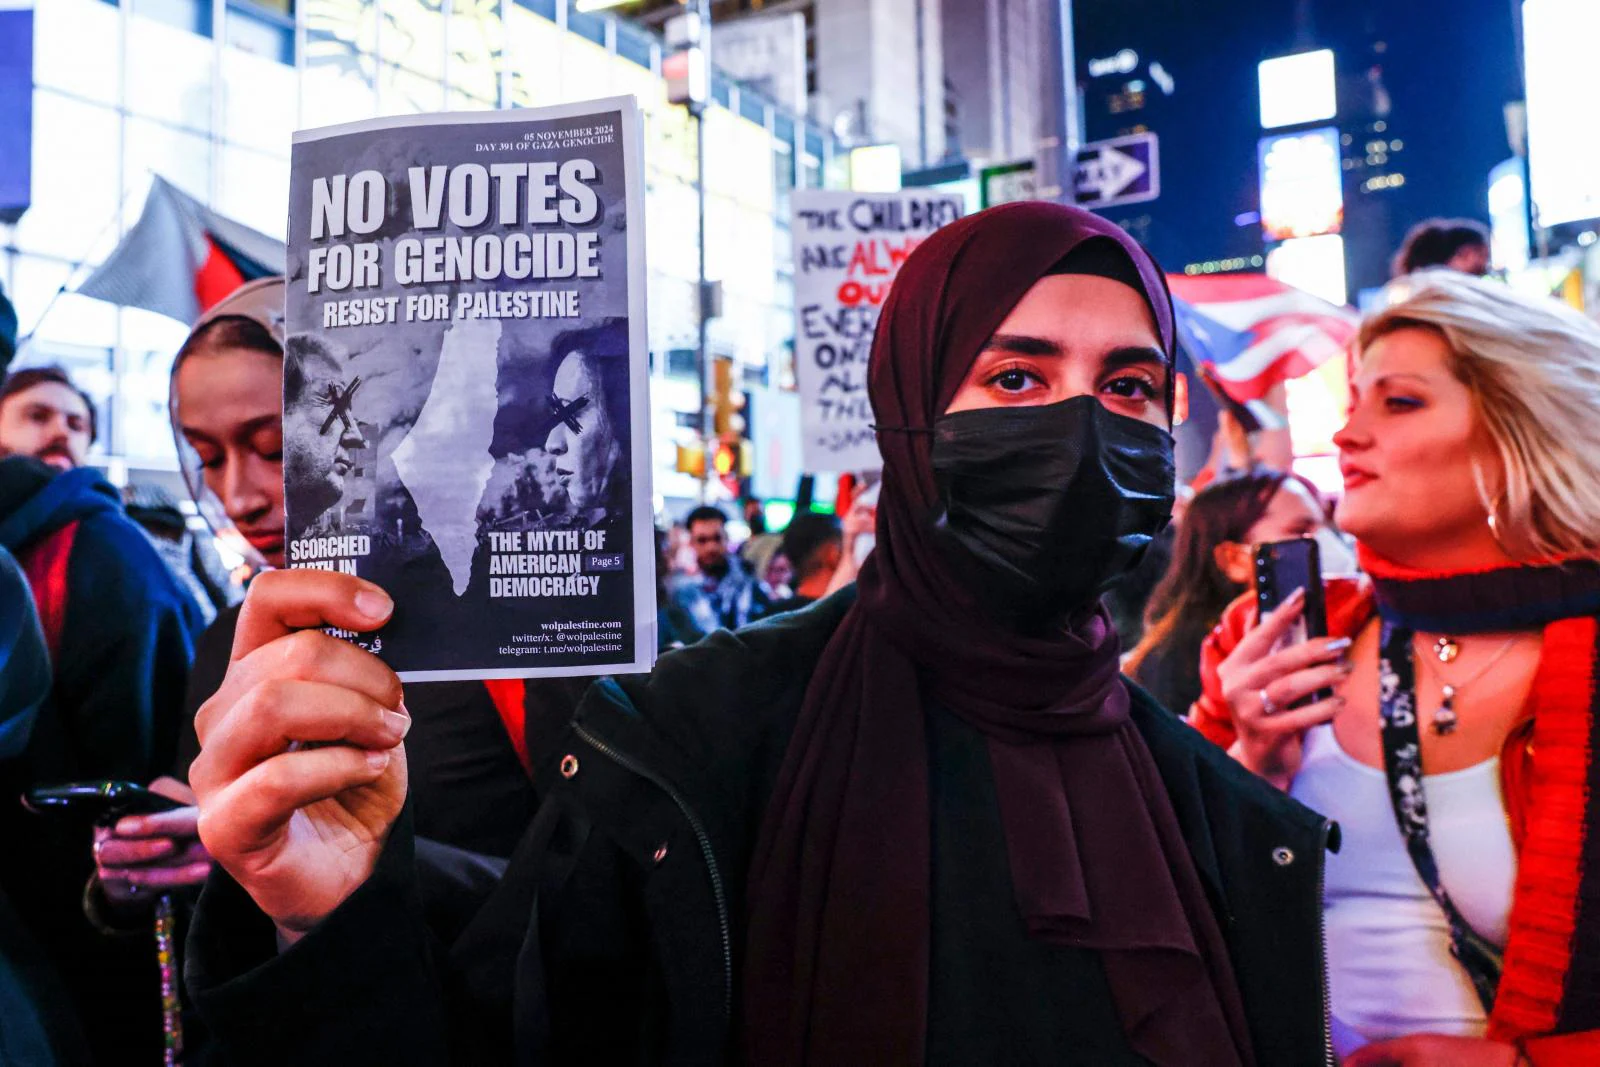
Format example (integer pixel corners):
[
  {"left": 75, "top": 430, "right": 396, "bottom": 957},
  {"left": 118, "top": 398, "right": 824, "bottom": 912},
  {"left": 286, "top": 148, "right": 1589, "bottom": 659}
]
[{"left": 1377, "top": 620, "right": 1504, "bottom": 1013}]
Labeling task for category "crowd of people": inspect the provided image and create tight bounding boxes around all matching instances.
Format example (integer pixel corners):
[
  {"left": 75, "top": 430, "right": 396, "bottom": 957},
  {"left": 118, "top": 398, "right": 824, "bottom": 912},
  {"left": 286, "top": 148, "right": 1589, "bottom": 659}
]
[{"left": 0, "top": 202, "right": 1597, "bottom": 1066}]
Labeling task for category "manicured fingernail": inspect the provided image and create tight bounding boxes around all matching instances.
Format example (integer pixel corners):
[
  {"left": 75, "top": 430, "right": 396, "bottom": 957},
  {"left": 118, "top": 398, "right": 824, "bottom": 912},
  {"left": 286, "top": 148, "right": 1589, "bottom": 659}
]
[
  {"left": 381, "top": 710, "right": 411, "bottom": 739},
  {"left": 365, "top": 749, "right": 391, "bottom": 772},
  {"left": 116, "top": 817, "right": 143, "bottom": 835},
  {"left": 354, "top": 587, "right": 393, "bottom": 621},
  {"left": 1325, "top": 637, "right": 1352, "bottom": 653}
]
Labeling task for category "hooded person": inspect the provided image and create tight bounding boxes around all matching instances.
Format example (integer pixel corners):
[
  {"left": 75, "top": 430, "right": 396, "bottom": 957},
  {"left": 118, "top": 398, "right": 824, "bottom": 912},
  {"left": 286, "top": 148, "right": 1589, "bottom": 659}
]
[{"left": 179, "top": 203, "right": 1335, "bottom": 1066}]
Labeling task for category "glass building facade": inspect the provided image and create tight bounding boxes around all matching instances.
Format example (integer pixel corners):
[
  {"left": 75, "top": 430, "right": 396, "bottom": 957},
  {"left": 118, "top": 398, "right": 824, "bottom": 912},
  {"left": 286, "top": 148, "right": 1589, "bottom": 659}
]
[{"left": 5, "top": 0, "right": 843, "bottom": 507}]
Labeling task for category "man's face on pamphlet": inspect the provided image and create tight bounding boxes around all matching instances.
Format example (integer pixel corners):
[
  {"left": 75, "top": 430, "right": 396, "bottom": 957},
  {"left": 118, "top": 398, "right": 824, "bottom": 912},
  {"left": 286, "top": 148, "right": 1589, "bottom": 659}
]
[
  {"left": 284, "top": 353, "right": 369, "bottom": 521},
  {"left": 544, "top": 350, "right": 617, "bottom": 512}
]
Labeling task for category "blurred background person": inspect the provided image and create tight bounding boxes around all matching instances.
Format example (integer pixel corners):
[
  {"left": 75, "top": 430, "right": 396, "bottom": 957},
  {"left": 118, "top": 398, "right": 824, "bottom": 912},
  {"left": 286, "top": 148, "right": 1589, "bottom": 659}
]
[
  {"left": 742, "top": 497, "right": 767, "bottom": 536},
  {"left": 737, "top": 500, "right": 789, "bottom": 603},
  {"left": 1193, "top": 272, "right": 1600, "bottom": 1064},
  {"left": 654, "top": 526, "right": 692, "bottom": 651},
  {"left": 0, "top": 366, "right": 95, "bottom": 472},
  {"left": 765, "top": 511, "right": 842, "bottom": 616},
  {"left": 1392, "top": 217, "right": 1492, "bottom": 278},
  {"left": 667, "top": 504, "right": 770, "bottom": 639},
  {"left": 667, "top": 520, "right": 696, "bottom": 577},
  {"left": 1126, "top": 467, "right": 1336, "bottom": 716},
  {"left": 740, "top": 531, "right": 792, "bottom": 603}
]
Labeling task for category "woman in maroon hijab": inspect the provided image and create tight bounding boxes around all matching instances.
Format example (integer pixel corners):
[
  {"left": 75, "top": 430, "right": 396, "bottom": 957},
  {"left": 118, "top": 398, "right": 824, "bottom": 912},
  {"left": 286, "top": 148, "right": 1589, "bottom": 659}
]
[{"left": 180, "top": 203, "right": 1336, "bottom": 1066}]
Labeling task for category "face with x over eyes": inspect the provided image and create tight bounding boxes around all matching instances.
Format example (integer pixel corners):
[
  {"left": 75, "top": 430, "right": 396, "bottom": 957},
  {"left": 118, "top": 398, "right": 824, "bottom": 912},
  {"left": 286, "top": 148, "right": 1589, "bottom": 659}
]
[{"left": 544, "top": 349, "right": 621, "bottom": 512}]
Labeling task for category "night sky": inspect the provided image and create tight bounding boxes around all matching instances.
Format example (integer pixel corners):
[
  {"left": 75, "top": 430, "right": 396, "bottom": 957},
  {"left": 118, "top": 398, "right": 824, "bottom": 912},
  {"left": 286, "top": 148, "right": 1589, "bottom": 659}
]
[{"left": 1072, "top": 0, "right": 1522, "bottom": 294}]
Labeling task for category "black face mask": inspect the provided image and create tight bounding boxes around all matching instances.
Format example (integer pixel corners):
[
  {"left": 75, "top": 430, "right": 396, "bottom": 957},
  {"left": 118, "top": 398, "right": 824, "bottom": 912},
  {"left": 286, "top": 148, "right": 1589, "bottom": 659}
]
[{"left": 930, "top": 395, "right": 1176, "bottom": 619}]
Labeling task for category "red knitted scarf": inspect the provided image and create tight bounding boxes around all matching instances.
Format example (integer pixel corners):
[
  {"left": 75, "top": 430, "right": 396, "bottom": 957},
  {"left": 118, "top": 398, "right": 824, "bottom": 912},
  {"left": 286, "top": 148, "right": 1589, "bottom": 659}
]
[{"left": 1361, "top": 548, "right": 1600, "bottom": 1040}]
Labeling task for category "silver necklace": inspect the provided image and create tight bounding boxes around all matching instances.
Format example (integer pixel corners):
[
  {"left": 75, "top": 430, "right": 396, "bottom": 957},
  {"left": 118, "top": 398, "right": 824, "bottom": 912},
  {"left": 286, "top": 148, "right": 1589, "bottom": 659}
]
[{"left": 1413, "top": 634, "right": 1519, "bottom": 735}]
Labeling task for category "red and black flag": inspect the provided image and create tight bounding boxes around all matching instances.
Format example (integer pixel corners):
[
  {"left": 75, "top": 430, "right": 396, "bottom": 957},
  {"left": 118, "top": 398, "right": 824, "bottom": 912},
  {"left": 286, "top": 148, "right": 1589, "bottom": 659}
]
[{"left": 75, "top": 175, "right": 284, "bottom": 324}]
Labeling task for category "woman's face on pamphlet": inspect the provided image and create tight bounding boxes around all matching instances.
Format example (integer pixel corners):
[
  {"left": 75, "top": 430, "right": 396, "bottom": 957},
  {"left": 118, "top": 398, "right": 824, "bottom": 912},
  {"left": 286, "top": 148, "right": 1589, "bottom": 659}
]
[{"left": 544, "top": 350, "right": 618, "bottom": 511}]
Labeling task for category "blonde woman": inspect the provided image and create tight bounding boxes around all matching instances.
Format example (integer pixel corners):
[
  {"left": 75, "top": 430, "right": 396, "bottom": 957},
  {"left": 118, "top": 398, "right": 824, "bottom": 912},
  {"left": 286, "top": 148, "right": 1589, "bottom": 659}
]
[{"left": 1191, "top": 271, "right": 1600, "bottom": 1065}]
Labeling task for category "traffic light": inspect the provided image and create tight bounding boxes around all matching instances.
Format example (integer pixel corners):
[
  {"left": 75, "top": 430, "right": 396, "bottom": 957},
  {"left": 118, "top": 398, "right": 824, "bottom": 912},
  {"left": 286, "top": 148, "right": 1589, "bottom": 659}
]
[
  {"left": 711, "top": 356, "right": 745, "bottom": 437},
  {"left": 711, "top": 439, "right": 752, "bottom": 495},
  {"left": 674, "top": 440, "right": 706, "bottom": 478}
]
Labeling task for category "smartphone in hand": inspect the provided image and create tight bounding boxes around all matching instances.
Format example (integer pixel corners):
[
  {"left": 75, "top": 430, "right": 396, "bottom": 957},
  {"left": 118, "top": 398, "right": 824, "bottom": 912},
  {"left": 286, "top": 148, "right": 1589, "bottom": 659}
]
[
  {"left": 22, "top": 781, "right": 187, "bottom": 826},
  {"left": 1253, "top": 537, "right": 1332, "bottom": 707}
]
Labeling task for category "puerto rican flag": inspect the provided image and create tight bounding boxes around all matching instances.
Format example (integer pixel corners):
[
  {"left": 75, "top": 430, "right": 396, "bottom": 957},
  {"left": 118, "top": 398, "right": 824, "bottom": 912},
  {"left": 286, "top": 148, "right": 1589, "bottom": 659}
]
[
  {"left": 76, "top": 175, "right": 283, "bottom": 325},
  {"left": 1166, "top": 273, "right": 1358, "bottom": 401}
]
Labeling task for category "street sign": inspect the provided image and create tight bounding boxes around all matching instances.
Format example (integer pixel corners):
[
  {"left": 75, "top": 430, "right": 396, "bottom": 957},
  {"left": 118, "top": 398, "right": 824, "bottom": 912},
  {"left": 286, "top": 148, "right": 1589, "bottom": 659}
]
[
  {"left": 1075, "top": 132, "right": 1159, "bottom": 210},
  {"left": 980, "top": 160, "right": 1037, "bottom": 208}
]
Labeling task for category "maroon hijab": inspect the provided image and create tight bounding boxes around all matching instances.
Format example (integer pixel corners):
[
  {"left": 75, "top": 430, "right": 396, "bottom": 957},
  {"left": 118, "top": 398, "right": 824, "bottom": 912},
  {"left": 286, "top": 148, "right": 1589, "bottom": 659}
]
[{"left": 743, "top": 202, "right": 1254, "bottom": 1066}]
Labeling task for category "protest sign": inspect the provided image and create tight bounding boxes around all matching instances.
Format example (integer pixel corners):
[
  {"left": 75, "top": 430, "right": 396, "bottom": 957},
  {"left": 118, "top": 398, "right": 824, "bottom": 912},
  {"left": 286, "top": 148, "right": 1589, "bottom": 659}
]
[
  {"left": 283, "top": 98, "right": 654, "bottom": 681},
  {"left": 790, "top": 190, "right": 964, "bottom": 472}
]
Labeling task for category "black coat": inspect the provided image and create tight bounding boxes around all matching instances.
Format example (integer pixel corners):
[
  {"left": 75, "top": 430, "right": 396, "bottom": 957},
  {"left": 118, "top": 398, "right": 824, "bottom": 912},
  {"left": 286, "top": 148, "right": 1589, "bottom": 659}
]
[{"left": 186, "top": 589, "right": 1336, "bottom": 1066}]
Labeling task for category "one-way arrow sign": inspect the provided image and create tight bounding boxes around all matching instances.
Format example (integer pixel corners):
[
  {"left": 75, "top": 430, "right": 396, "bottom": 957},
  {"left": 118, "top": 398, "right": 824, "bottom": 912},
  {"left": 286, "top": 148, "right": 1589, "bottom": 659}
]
[{"left": 1075, "top": 132, "right": 1160, "bottom": 210}]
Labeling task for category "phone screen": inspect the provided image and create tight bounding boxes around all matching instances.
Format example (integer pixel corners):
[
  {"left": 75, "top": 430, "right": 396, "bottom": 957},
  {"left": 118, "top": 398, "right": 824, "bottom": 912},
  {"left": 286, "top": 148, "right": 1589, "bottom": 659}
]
[
  {"left": 22, "top": 781, "right": 186, "bottom": 822},
  {"left": 1253, "top": 538, "right": 1332, "bottom": 706}
]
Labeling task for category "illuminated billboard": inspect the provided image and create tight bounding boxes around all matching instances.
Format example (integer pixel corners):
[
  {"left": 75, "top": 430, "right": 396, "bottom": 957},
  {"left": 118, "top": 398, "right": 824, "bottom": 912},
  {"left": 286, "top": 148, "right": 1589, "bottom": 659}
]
[
  {"left": 1488, "top": 158, "right": 1530, "bottom": 271},
  {"left": 1259, "top": 126, "right": 1344, "bottom": 241},
  {"left": 1267, "top": 234, "right": 1347, "bottom": 308},
  {"left": 1258, "top": 49, "right": 1336, "bottom": 130},
  {"left": 1523, "top": 0, "right": 1600, "bottom": 226}
]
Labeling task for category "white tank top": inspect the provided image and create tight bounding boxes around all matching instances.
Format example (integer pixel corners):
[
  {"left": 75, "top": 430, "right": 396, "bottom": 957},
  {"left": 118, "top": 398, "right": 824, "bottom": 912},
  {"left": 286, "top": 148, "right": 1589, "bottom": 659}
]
[{"left": 1289, "top": 723, "right": 1517, "bottom": 1055}]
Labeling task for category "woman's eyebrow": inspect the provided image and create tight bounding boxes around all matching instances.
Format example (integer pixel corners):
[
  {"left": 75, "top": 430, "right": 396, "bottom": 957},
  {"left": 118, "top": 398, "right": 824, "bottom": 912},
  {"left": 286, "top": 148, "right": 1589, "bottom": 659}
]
[
  {"left": 1369, "top": 373, "right": 1432, "bottom": 389},
  {"left": 982, "top": 333, "right": 1064, "bottom": 357},
  {"left": 238, "top": 414, "right": 282, "bottom": 435},
  {"left": 1100, "top": 345, "right": 1171, "bottom": 371}
]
